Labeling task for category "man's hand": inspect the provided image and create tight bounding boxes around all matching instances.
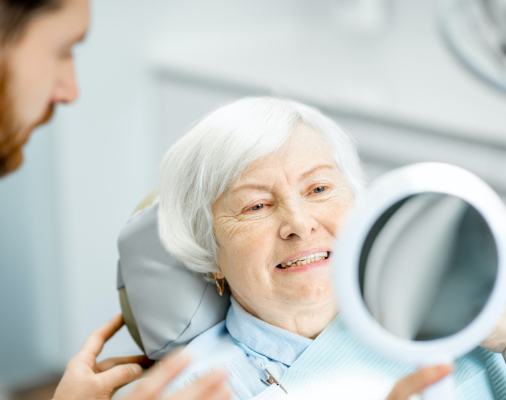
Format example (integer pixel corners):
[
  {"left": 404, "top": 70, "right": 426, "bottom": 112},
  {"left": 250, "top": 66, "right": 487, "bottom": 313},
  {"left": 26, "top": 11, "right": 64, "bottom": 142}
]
[
  {"left": 52, "top": 314, "right": 231, "bottom": 400},
  {"left": 386, "top": 364, "right": 452, "bottom": 400},
  {"left": 122, "top": 351, "right": 230, "bottom": 400},
  {"left": 53, "top": 314, "right": 147, "bottom": 400}
]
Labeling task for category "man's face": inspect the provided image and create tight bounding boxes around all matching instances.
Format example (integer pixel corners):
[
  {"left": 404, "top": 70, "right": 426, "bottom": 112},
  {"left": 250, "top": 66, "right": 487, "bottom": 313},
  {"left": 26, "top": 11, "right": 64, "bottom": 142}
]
[{"left": 0, "top": 0, "right": 90, "bottom": 177}]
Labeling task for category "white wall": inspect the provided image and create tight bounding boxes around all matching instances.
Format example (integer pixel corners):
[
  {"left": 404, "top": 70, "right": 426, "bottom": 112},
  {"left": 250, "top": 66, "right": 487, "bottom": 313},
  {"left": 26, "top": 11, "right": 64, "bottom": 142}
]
[
  {"left": 1, "top": 0, "right": 504, "bottom": 387},
  {"left": 0, "top": 124, "right": 63, "bottom": 384},
  {"left": 53, "top": 0, "right": 172, "bottom": 363}
]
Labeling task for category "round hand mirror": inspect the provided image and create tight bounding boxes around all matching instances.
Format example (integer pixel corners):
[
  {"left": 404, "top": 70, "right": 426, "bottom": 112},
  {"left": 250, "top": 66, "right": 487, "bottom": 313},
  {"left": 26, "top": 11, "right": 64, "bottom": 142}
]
[{"left": 333, "top": 162, "right": 506, "bottom": 399}]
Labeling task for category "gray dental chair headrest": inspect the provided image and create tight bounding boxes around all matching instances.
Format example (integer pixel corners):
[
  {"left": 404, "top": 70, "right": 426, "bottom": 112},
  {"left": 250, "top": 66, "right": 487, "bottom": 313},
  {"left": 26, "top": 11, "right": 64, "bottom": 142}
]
[{"left": 117, "top": 194, "right": 230, "bottom": 360}]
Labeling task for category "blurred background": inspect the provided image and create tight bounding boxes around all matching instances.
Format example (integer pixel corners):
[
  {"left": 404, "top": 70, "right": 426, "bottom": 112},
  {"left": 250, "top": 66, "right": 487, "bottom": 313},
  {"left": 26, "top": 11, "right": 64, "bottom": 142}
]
[{"left": 0, "top": 0, "right": 505, "bottom": 398}]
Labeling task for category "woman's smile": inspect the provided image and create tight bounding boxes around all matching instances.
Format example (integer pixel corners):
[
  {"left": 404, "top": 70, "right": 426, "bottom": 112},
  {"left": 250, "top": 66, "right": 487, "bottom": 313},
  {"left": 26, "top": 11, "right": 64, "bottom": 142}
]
[{"left": 275, "top": 249, "right": 332, "bottom": 272}]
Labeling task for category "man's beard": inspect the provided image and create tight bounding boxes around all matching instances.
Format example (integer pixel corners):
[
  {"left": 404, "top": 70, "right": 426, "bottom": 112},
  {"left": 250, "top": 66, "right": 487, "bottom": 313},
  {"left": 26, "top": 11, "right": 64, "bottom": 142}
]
[{"left": 0, "top": 62, "right": 54, "bottom": 178}]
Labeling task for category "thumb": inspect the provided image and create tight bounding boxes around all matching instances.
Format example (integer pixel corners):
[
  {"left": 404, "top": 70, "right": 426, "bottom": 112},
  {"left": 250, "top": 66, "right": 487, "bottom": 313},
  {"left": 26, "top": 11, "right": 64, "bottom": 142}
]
[
  {"left": 387, "top": 365, "right": 452, "bottom": 400},
  {"left": 97, "top": 363, "right": 143, "bottom": 392}
]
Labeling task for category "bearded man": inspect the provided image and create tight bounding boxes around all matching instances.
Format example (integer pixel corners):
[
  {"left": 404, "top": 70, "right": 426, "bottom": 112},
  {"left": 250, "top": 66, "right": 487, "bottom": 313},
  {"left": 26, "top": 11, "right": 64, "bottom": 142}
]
[{"left": 0, "top": 1, "right": 229, "bottom": 399}]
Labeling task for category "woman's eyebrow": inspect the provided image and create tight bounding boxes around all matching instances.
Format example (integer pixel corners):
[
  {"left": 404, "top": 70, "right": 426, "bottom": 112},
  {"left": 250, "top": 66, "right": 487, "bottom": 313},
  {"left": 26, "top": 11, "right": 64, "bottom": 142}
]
[
  {"left": 299, "top": 163, "right": 336, "bottom": 179},
  {"left": 230, "top": 183, "right": 272, "bottom": 195},
  {"left": 229, "top": 164, "right": 336, "bottom": 195}
]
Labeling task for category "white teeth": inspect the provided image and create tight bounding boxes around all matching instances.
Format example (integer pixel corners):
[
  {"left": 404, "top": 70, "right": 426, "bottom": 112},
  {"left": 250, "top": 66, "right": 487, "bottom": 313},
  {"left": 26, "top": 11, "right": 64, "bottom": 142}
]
[{"left": 279, "top": 251, "right": 329, "bottom": 269}]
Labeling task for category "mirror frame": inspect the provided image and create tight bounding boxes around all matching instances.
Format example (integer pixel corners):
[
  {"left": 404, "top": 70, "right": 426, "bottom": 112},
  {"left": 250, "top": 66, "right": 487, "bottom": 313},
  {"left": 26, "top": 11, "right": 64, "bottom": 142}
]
[{"left": 333, "top": 162, "right": 506, "bottom": 364}]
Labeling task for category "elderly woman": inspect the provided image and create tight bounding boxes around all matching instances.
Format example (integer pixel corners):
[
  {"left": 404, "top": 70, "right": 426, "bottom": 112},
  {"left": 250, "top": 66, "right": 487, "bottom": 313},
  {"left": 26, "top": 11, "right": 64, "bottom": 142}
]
[{"left": 156, "top": 97, "right": 496, "bottom": 399}]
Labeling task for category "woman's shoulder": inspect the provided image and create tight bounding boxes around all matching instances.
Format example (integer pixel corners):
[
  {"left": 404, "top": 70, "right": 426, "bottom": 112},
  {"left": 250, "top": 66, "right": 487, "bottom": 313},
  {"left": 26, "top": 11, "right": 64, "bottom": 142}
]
[
  {"left": 185, "top": 320, "right": 245, "bottom": 368},
  {"left": 167, "top": 320, "right": 269, "bottom": 399},
  {"left": 165, "top": 320, "right": 249, "bottom": 391},
  {"left": 113, "top": 321, "right": 241, "bottom": 399},
  {"left": 185, "top": 320, "right": 231, "bottom": 356}
]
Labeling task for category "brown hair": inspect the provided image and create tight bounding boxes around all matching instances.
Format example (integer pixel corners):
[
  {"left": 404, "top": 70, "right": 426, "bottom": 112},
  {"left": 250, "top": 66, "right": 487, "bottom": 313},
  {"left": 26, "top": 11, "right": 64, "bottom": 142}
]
[{"left": 0, "top": 0, "right": 62, "bottom": 45}]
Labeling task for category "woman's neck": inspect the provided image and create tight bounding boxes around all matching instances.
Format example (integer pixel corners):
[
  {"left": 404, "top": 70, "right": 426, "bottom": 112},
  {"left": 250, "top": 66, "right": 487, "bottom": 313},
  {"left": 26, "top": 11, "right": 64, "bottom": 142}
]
[{"left": 237, "top": 297, "right": 338, "bottom": 339}]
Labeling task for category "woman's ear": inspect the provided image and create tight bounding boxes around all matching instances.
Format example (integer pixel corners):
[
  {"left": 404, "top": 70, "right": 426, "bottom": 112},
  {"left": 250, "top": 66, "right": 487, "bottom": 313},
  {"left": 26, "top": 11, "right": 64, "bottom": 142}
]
[
  {"left": 211, "top": 271, "right": 226, "bottom": 297},
  {"left": 213, "top": 271, "right": 225, "bottom": 280}
]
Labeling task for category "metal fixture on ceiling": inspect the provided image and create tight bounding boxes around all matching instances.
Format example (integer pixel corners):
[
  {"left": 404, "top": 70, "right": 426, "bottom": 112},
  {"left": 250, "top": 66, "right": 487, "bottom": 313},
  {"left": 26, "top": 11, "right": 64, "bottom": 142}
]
[{"left": 439, "top": 0, "right": 506, "bottom": 93}]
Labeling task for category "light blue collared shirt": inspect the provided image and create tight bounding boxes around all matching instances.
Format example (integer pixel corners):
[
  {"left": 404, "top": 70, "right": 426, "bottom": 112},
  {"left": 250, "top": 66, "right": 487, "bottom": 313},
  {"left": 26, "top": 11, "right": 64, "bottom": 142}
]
[
  {"left": 169, "top": 297, "right": 312, "bottom": 399},
  {"left": 167, "top": 298, "right": 503, "bottom": 399}
]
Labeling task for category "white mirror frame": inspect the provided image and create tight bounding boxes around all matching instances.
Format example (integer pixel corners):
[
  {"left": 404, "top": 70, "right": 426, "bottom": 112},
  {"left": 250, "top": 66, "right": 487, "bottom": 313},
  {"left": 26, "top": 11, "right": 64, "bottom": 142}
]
[{"left": 333, "top": 162, "right": 506, "bottom": 366}]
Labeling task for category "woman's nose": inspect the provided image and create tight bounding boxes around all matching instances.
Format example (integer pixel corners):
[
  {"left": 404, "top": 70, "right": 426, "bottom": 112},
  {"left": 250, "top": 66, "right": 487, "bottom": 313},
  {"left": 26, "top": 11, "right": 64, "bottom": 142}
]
[{"left": 279, "top": 205, "right": 318, "bottom": 240}]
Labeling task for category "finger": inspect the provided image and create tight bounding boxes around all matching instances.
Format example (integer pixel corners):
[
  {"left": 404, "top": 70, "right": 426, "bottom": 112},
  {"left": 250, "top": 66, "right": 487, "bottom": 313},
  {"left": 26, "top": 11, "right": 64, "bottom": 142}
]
[
  {"left": 125, "top": 350, "right": 191, "bottom": 398},
  {"left": 80, "top": 314, "right": 124, "bottom": 359},
  {"left": 167, "top": 370, "right": 228, "bottom": 400},
  {"left": 205, "top": 384, "right": 232, "bottom": 400},
  {"left": 96, "top": 355, "right": 152, "bottom": 372},
  {"left": 387, "top": 364, "right": 452, "bottom": 400},
  {"left": 185, "top": 382, "right": 231, "bottom": 400},
  {"left": 96, "top": 362, "right": 144, "bottom": 392}
]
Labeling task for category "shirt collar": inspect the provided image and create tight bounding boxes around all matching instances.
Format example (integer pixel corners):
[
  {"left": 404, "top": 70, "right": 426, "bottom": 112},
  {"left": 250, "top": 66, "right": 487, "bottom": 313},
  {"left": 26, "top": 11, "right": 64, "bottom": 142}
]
[{"left": 225, "top": 297, "right": 313, "bottom": 367}]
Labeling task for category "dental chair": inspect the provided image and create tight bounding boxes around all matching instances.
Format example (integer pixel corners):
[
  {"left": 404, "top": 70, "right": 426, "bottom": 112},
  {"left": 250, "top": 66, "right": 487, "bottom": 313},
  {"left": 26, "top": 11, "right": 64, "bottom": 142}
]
[{"left": 116, "top": 192, "right": 229, "bottom": 360}]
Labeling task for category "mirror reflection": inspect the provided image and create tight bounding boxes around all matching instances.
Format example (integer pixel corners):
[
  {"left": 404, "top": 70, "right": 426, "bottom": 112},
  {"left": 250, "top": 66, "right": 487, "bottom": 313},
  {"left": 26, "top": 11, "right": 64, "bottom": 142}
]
[{"left": 359, "top": 193, "right": 497, "bottom": 341}]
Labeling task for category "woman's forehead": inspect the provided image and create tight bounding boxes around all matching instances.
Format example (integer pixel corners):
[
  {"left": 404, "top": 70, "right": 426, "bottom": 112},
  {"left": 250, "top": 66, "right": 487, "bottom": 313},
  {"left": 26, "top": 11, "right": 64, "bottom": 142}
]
[
  {"left": 235, "top": 162, "right": 339, "bottom": 188},
  {"left": 238, "top": 128, "right": 336, "bottom": 181},
  {"left": 281, "top": 123, "right": 331, "bottom": 154},
  {"left": 213, "top": 127, "right": 348, "bottom": 209}
]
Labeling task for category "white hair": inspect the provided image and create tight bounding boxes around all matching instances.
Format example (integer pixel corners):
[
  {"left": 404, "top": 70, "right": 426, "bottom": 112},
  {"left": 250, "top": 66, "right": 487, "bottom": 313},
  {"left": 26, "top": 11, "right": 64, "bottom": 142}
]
[{"left": 158, "top": 97, "right": 365, "bottom": 274}]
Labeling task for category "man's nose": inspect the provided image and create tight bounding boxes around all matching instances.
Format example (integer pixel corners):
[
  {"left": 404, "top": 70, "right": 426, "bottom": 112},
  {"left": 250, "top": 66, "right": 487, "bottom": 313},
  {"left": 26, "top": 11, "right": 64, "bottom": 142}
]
[
  {"left": 52, "top": 61, "right": 79, "bottom": 104},
  {"left": 279, "top": 203, "right": 318, "bottom": 240}
]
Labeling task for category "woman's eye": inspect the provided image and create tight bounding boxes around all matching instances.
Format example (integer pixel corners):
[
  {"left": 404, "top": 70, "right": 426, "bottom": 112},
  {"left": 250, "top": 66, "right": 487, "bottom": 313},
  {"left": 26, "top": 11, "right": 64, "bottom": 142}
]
[
  {"left": 249, "top": 203, "right": 265, "bottom": 212},
  {"left": 312, "top": 186, "right": 327, "bottom": 194}
]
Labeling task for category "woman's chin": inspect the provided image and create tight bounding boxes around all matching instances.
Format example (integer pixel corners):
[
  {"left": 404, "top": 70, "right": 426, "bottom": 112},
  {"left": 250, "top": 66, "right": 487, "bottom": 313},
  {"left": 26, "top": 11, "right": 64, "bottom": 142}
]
[{"left": 278, "top": 278, "right": 335, "bottom": 306}]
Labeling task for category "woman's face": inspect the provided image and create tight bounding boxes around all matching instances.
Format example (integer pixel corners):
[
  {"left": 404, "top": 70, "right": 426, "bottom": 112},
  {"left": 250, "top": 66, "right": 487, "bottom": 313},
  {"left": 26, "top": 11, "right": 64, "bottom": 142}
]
[{"left": 212, "top": 124, "right": 354, "bottom": 322}]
